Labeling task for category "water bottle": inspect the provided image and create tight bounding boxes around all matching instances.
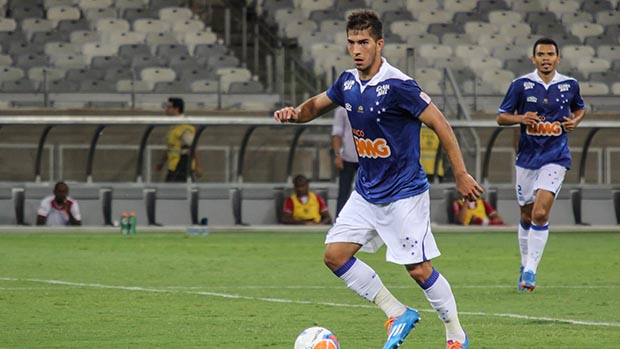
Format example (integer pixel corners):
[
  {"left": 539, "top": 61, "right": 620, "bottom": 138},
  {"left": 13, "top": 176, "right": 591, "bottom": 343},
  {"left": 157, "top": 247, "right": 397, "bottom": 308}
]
[
  {"left": 120, "top": 212, "right": 129, "bottom": 235},
  {"left": 129, "top": 212, "right": 137, "bottom": 234}
]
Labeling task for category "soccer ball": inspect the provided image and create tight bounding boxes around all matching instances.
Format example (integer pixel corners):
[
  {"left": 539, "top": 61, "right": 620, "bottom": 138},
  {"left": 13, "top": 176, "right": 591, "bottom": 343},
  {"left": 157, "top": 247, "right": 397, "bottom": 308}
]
[{"left": 294, "top": 326, "right": 339, "bottom": 349}]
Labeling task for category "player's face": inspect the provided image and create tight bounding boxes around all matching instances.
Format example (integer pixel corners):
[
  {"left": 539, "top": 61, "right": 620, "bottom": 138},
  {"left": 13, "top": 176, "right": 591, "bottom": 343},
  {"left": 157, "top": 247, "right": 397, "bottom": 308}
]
[
  {"left": 531, "top": 44, "right": 560, "bottom": 76},
  {"left": 294, "top": 181, "right": 309, "bottom": 197},
  {"left": 164, "top": 102, "right": 178, "bottom": 116},
  {"left": 54, "top": 184, "right": 68, "bottom": 204},
  {"left": 347, "top": 29, "right": 383, "bottom": 79}
]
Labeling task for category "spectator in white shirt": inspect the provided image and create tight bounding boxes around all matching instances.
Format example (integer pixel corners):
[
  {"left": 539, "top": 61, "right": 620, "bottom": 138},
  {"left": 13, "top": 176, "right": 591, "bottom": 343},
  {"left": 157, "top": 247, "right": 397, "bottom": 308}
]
[{"left": 37, "top": 182, "right": 81, "bottom": 226}]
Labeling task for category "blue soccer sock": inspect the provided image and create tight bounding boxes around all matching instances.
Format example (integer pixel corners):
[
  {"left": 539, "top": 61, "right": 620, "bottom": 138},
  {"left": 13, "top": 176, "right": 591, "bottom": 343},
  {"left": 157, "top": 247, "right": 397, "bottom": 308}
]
[{"left": 525, "top": 222, "right": 549, "bottom": 273}]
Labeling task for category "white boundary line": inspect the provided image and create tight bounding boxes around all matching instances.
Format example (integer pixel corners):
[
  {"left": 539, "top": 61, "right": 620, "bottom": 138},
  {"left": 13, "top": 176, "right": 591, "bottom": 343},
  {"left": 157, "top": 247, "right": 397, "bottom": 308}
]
[{"left": 2, "top": 277, "right": 619, "bottom": 328}]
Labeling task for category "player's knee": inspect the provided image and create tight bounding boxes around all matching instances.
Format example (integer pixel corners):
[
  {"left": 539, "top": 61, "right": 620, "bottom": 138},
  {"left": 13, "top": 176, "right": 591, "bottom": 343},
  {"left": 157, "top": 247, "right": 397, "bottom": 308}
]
[
  {"left": 405, "top": 261, "right": 433, "bottom": 284},
  {"left": 520, "top": 212, "right": 532, "bottom": 225},
  {"left": 323, "top": 250, "right": 345, "bottom": 271},
  {"left": 532, "top": 207, "right": 549, "bottom": 224}
]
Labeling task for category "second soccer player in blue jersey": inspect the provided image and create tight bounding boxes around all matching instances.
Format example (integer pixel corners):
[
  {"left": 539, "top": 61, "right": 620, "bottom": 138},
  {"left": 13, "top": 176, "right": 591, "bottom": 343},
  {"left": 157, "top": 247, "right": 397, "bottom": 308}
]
[
  {"left": 274, "top": 10, "right": 482, "bottom": 349},
  {"left": 497, "top": 37, "right": 586, "bottom": 292}
]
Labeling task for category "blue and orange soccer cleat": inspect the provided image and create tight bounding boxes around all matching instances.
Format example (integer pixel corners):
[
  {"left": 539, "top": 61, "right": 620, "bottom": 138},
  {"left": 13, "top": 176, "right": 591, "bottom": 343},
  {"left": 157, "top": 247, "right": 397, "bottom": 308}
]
[
  {"left": 520, "top": 270, "right": 536, "bottom": 291},
  {"left": 447, "top": 334, "right": 469, "bottom": 349},
  {"left": 518, "top": 266, "right": 526, "bottom": 291},
  {"left": 383, "top": 307, "right": 420, "bottom": 349}
]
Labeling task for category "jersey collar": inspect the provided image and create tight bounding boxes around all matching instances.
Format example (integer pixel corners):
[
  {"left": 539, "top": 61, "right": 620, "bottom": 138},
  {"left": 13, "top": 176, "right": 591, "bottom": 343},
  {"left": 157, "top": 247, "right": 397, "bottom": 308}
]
[
  {"left": 352, "top": 57, "right": 392, "bottom": 93},
  {"left": 526, "top": 69, "right": 566, "bottom": 89}
]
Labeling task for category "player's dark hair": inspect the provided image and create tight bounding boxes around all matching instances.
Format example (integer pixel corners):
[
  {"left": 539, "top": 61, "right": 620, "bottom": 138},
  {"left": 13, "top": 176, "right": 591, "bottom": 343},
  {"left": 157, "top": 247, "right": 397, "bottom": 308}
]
[
  {"left": 168, "top": 97, "right": 184, "bottom": 114},
  {"left": 346, "top": 10, "right": 383, "bottom": 42},
  {"left": 532, "top": 37, "right": 559, "bottom": 56}
]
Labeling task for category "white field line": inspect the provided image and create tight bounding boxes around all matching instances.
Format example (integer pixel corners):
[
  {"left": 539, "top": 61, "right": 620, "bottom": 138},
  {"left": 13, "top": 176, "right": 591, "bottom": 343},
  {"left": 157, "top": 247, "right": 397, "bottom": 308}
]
[{"left": 1, "top": 277, "right": 619, "bottom": 328}]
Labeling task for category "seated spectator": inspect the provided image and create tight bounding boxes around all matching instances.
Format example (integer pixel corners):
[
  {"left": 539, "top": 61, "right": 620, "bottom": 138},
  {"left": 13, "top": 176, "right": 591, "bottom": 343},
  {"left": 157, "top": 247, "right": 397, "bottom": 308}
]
[
  {"left": 37, "top": 181, "right": 82, "bottom": 226},
  {"left": 281, "top": 175, "right": 332, "bottom": 225},
  {"left": 453, "top": 198, "right": 504, "bottom": 226}
]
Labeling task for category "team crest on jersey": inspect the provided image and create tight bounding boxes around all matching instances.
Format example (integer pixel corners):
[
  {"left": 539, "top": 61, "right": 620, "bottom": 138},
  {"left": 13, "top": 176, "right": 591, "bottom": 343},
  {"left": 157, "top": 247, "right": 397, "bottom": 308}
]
[
  {"left": 557, "top": 83, "right": 570, "bottom": 92},
  {"left": 526, "top": 121, "right": 562, "bottom": 136},
  {"left": 523, "top": 81, "right": 535, "bottom": 90},
  {"left": 527, "top": 96, "right": 537, "bottom": 103},
  {"left": 345, "top": 103, "right": 352, "bottom": 111},
  {"left": 344, "top": 80, "right": 355, "bottom": 91},
  {"left": 376, "top": 84, "right": 390, "bottom": 97}
]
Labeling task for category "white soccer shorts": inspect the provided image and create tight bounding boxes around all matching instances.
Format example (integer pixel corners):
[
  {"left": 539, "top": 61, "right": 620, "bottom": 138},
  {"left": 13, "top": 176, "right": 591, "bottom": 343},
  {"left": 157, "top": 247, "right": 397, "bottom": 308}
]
[
  {"left": 325, "top": 190, "right": 441, "bottom": 265},
  {"left": 515, "top": 163, "right": 567, "bottom": 206}
]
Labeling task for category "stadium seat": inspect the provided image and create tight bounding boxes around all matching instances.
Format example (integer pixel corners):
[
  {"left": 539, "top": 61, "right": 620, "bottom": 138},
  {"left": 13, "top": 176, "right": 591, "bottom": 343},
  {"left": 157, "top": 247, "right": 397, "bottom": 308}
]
[
  {"left": 562, "top": 45, "right": 596, "bottom": 68},
  {"left": 104, "top": 66, "right": 134, "bottom": 80},
  {"left": 207, "top": 55, "right": 240, "bottom": 69},
  {"left": 21, "top": 18, "right": 55, "bottom": 41},
  {"left": 183, "top": 31, "right": 217, "bottom": 54},
  {"left": 193, "top": 43, "right": 228, "bottom": 59},
  {"left": 382, "top": 43, "right": 415, "bottom": 70},
  {"left": 145, "top": 32, "right": 178, "bottom": 46},
  {"left": 476, "top": 33, "right": 512, "bottom": 49},
  {"left": 443, "top": 0, "right": 477, "bottom": 12},
  {"left": 133, "top": 18, "right": 171, "bottom": 33},
  {"left": 57, "top": 19, "right": 89, "bottom": 32},
  {"left": 44, "top": 41, "right": 80, "bottom": 56},
  {"left": 1, "top": 78, "right": 38, "bottom": 92},
  {"left": 453, "top": 11, "right": 488, "bottom": 27},
  {"left": 9, "top": 42, "right": 42, "bottom": 56},
  {"left": 335, "top": 0, "right": 366, "bottom": 11},
  {"left": 15, "top": 54, "right": 48, "bottom": 68},
  {"left": 105, "top": 31, "right": 145, "bottom": 45},
  {"left": 227, "top": 80, "right": 264, "bottom": 94},
  {"left": 0, "top": 54, "right": 13, "bottom": 66},
  {"left": 464, "top": 21, "right": 499, "bottom": 38},
  {"left": 0, "top": 66, "right": 25, "bottom": 82},
  {"left": 492, "top": 45, "right": 527, "bottom": 61},
  {"left": 118, "top": 43, "right": 151, "bottom": 59},
  {"left": 547, "top": 0, "right": 581, "bottom": 17},
  {"left": 172, "top": 19, "right": 205, "bottom": 37},
  {"left": 561, "top": 12, "right": 593, "bottom": 27},
  {"left": 481, "top": 68, "right": 514, "bottom": 92},
  {"left": 577, "top": 58, "right": 612, "bottom": 75},
  {"left": 9, "top": 6, "right": 45, "bottom": 20},
  {"left": 96, "top": 18, "right": 130, "bottom": 33},
  {"left": 50, "top": 53, "right": 87, "bottom": 69},
  {"left": 427, "top": 23, "right": 460, "bottom": 38},
  {"left": 47, "top": 79, "right": 79, "bottom": 92},
  {"left": 283, "top": 20, "right": 317, "bottom": 39},
  {"left": 78, "top": 0, "right": 113, "bottom": 10},
  {"left": 190, "top": 79, "right": 218, "bottom": 93},
  {"left": 595, "top": 11, "right": 620, "bottom": 25},
  {"left": 319, "top": 19, "right": 345, "bottom": 34},
  {"left": 82, "top": 42, "right": 119, "bottom": 64},
  {"left": 418, "top": 44, "right": 453, "bottom": 61},
  {"left": 405, "top": 0, "right": 440, "bottom": 14},
  {"left": 32, "top": 31, "right": 71, "bottom": 45},
  {"left": 455, "top": 44, "right": 491, "bottom": 65},
  {"left": 469, "top": 57, "right": 503, "bottom": 76},
  {"left": 167, "top": 54, "right": 201, "bottom": 70},
  {"left": 66, "top": 67, "right": 104, "bottom": 81},
  {"left": 611, "top": 82, "right": 620, "bottom": 95},
  {"left": 122, "top": 8, "right": 157, "bottom": 21},
  {"left": 308, "top": 9, "right": 341, "bottom": 23},
  {"left": 405, "top": 33, "right": 439, "bottom": 46},
  {"left": 47, "top": 5, "right": 81, "bottom": 25},
  {"left": 430, "top": 56, "right": 466, "bottom": 70},
  {"left": 579, "top": 81, "right": 610, "bottom": 95},
  {"left": 28, "top": 66, "right": 66, "bottom": 82},
  {"left": 79, "top": 79, "right": 116, "bottom": 92},
  {"left": 414, "top": 9, "right": 455, "bottom": 24},
  {"left": 297, "top": 31, "right": 332, "bottom": 60},
  {"left": 0, "top": 17, "right": 16, "bottom": 31},
  {"left": 581, "top": 0, "right": 613, "bottom": 12},
  {"left": 499, "top": 23, "right": 531, "bottom": 38},
  {"left": 390, "top": 21, "right": 428, "bottom": 42},
  {"left": 116, "top": 79, "right": 152, "bottom": 92},
  {"left": 216, "top": 67, "right": 252, "bottom": 91},
  {"left": 510, "top": 0, "right": 544, "bottom": 12},
  {"left": 44, "top": 0, "right": 77, "bottom": 9},
  {"left": 159, "top": 7, "right": 193, "bottom": 23},
  {"left": 570, "top": 22, "right": 605, "bottom": 43},
  {"left": 533, "top": 22, "right": 567, "bottom": 36},
  {"left": 115, "top": 0, "right": 145, "bottom": 12},
  {"left": 131, "top": 54, "right": 166, "bottom": 69},
  {"left": 382, "top": 10, "right": 414, "bottom": 23},
  {"left": 597, "top": 45, "right": 620, "bottom": 62},
  {"left": 441, "top": 33, "right": 474, "bottom": 46},
  {"left": 69, "top": 30, "right": 100, "bottom": 44},
  {"left": 588, "top": 72, "right": 618, "bottom": 85},
  {"left": 84, "top": 7, "right": 117, "bottom": 21},
  {"left": 153, "top": 80, "right": 191, "bottom": 93},
  {"left": 298, "top": 0, "right": 333, "bottom": 18},
  {"left": 140, "top": 67, "right": 176, "bottom": 88},
  {"left": 462, "top": 79, "right": 499, "bottom": 95},
  {"left": 368, "top": 0, "right": 405, "bottom": 15},
  {"left": 150, "top": 0, "right": 187, "bottom": 11},
  {"left": 487, "top": 10, "right": 522, "bottom": 24},
  {"left": 155, "top": 44, "right": 189, "bottom": 60},
  {"left": 92, "top": 55, "right": 128, "bottom": 69}
]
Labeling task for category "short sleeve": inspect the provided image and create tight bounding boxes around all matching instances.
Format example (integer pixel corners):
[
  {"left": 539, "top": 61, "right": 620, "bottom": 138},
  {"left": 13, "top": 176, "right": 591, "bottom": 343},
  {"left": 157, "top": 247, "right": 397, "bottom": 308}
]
[
  {"left": 37, "top": 198, "right": 50, "bottom": 217},
  {"left": 317, "top": 195, "right": 328, "bottom": 212},
  {"left": 70, "top": 199, "right": 82, "bottom": 221},
  {"left": 326, "top": 72, "right": 348, "bottom": 107},
  {"left": 283, "top": 197, "right": 294, "bottom": 213},
  {"left": 331, "top": 108, "right": 347, "bottom": 137},
  {"left": 393, "top": 79, "right": 431, "bottom": 118},
  {"left": 497, "top": 80, "right": 520, "bottom": 114},
  {"left": 571, "top": 81, "right": 586, "bottom": 112}
]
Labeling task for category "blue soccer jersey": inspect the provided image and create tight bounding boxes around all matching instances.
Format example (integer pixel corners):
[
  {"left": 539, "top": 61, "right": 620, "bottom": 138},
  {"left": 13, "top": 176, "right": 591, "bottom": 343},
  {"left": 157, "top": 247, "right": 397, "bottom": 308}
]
[
  {"left": 326, "top": 58, "right": 431, "bottom": 204},
  {"left": 498, "top": 70, "right": 585, "bottom": 170}
]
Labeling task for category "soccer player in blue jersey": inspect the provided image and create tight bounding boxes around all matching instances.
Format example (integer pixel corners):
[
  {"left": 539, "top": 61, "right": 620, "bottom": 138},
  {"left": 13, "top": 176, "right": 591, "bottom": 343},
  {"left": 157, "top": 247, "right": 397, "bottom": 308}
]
[
  {"left": 497, "top": 37, "right": 586, "bottom": 292},
  {"left": 274, "top": 10, "right": 482, "bottom": 349}
]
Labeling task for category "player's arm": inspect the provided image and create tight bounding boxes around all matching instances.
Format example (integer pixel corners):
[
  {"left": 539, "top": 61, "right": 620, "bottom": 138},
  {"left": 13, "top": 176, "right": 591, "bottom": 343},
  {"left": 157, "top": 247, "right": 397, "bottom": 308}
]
[
  {"left": 452, "top": 200, "right": 467, "bottom": 225},
  {"left": 561, "top": 108, "right": 586, "bottom": 133},
  {"left": 66, "top": 201, "right": 81, "bottom": 226},
  {"left": 419, "top": 102, "right": 483, "bottom": 201},
  {"left": 317, "top": 195, "right": 332, "bottom": 225},
  {"left": 274, "top": 92, "right": 337, "bottom": 124},
  {"left": 332, "top": 135, "right": 344, "bottom": 170},
  {"left": 496, "top": 111, "right": 539, "bottom": 126}
]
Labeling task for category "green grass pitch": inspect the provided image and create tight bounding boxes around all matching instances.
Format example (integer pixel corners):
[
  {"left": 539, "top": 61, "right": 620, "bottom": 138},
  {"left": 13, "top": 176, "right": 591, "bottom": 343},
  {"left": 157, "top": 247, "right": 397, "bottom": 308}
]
[{"left": 1, "top": 230, "right": 619, "bottom": 348}]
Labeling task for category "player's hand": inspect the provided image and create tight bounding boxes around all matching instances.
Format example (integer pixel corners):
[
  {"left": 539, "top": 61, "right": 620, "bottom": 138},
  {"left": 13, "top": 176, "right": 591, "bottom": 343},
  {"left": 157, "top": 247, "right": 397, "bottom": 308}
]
[
  {"left": 274, "top": 106, "right": 299, "bottom": 123},
  {"left": 64, "top": 200, "right": 73, "bottom": 213},
  {"left": 521, "top": 111, "right": 539, "bottom": 126},
  {"left": 455, "top": 173, "right": 484, "bottom": 202},
  {"left": 561, "top": 116, "right": 578, "bottom": 133}
]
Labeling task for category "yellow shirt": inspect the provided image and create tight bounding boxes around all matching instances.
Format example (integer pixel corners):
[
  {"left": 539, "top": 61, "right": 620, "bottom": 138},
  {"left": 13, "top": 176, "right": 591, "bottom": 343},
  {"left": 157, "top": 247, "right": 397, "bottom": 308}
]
[
  {"left": 166, "top": 124, "right": 196, "bottom": 171},
  {"left": 457, "top": 199, "right": 488, "bottom": 226},
  {"left": 420, "top": 128, "right": 444, "bottom": 177},
  {"left": 291, "top": 192, "right": 321, "bottom": 223}
]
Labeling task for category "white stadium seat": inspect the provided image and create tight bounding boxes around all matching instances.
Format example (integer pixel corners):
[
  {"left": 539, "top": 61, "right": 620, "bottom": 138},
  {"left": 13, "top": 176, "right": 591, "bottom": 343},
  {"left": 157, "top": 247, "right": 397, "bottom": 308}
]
[{"left": 0, "top": 66, "right": 25, "bottom": 82}]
